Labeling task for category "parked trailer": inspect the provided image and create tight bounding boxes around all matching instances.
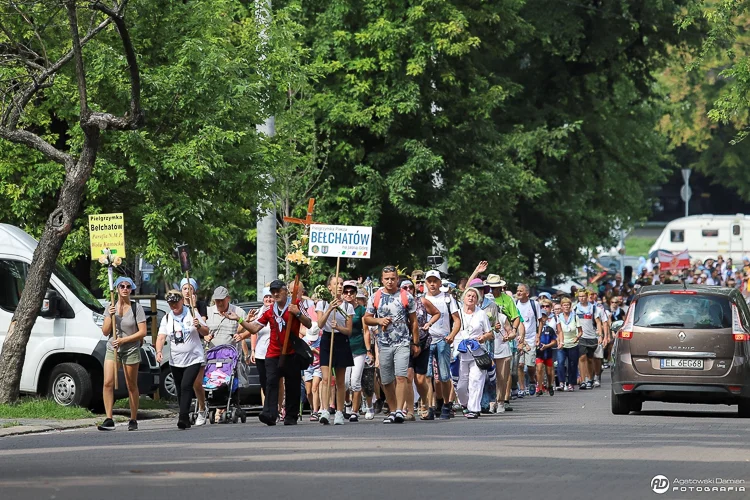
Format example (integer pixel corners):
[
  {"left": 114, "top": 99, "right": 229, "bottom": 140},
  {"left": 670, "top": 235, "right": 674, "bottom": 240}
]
[{"left": 648, "top": 214, "right": 750, "bottom": 262}]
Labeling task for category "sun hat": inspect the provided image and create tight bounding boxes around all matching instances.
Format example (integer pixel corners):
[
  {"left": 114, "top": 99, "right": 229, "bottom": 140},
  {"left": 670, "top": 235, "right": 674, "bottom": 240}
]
[
  {"left": 212, "top": 286, "right": 230, "bottom": 300},
  {"left": 463, "top": 286, "right": 484, "bottom": 303},
  {"left": 179, "top": 277, "right": 198, "bottom": 292},
  {"left": 114, "top": 276, "right": 136, "bottom": 291},
  {"left": 484, "top": 274, "right": 506, "bottom": 288}
]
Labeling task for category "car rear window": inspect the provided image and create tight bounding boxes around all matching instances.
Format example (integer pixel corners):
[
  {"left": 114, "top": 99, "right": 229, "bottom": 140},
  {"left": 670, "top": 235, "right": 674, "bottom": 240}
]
[{"left": 633, "top": 293, "right": 732, "bottom": 329}]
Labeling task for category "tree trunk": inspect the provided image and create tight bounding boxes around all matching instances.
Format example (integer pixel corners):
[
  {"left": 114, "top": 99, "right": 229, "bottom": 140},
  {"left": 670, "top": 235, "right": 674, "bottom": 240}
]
[{"left": 0, "top": 131, "right": 100, "bottom": 404}]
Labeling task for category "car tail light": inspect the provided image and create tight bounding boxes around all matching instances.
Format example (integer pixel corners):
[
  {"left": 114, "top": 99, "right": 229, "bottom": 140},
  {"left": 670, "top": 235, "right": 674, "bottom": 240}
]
[
  {"left": 731, "top": 304, "right": 748, "bottom": 342},
  {"left": 729, "top": 386, "right": 742, "bottom": 393},
  {"left": 618, "top": 300, "right": 635, "bottom": 340},
  {"left": 670, "top": 290, "right": 697, "bottom": 295},
  {"left": 622, "top": 384, "right": 635, "bottom": 392}
]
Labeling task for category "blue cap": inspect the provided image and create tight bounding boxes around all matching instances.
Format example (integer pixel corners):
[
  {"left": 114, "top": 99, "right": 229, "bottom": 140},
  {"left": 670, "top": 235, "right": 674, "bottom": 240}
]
[
  {"left": 180, "top": 277, "right": 198, "bottom": 292},
  {"left": 538, "top": 292, "right": 552, "bottom": 299},
  {"left": 114, "top": 276, "right": 136, "bottom": 291}
]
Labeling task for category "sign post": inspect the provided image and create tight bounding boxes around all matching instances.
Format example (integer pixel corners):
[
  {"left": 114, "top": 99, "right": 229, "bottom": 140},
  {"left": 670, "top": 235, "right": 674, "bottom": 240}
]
[
  {"left": 681, "top": 168, "right": 692, "bottom": 218},
  {"left": 89, "top": 213, "right": 126, "bottom": 390}
]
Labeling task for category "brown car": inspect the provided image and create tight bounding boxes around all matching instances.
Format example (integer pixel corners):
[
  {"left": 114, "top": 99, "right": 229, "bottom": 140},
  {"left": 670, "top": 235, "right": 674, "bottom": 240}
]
[{"left": 611, "top": 284, "right": 750, "bottom": 417}]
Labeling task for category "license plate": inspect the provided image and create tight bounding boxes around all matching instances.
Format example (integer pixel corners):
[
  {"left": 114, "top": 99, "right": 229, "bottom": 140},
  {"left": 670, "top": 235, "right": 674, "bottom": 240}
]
[{"left": 660, "top": 358, "right": 704, "bottom": 370}]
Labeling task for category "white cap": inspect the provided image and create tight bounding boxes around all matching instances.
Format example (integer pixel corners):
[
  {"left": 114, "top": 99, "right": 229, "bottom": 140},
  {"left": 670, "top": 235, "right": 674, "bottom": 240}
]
[{"left": 425, "top": 270, "right": 441, "bottom": 281}]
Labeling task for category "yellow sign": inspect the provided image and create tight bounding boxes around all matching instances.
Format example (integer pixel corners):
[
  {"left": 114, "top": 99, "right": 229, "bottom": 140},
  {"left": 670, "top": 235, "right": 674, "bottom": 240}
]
[{"left": 88, "top": 213, "right": 126, "bottom": 260}]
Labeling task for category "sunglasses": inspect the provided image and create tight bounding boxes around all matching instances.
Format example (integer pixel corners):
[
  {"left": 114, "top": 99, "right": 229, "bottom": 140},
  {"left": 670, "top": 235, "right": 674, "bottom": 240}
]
[
  {"left": 343, "top": 289, "right": 357, "bottom": 295},
  {"left": 166, "top": 294, "right": 183, "bottom": 303},
  {"left": 118, "top": 284, "right": 132, "bottom": 290},
  {"left": 541, "top": 305, "right": 551, "bottom": 309},
  {"left": 382, "top": 265, "right": 397, "bottom": 273}
]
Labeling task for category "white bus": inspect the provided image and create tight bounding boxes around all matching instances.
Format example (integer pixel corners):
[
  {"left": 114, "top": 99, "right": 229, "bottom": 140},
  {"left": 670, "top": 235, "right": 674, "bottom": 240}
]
[{"left": 649, "top": 214, "right": 750, "bottom": 261}]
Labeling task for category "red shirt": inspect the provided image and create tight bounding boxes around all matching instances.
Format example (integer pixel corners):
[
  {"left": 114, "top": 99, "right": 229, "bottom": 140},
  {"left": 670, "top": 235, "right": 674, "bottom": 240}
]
[{"left": 255, "top": 299, "right": 301, "bottom": 358}]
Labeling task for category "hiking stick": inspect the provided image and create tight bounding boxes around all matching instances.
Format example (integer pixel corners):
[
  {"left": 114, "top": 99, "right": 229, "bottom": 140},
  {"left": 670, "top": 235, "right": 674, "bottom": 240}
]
[{"left": 108, "top": 266, "right": 119, "bottom": 391}]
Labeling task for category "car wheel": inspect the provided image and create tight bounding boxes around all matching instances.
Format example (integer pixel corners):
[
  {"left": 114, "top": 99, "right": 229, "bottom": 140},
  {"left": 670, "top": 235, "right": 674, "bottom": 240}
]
[
  {"left": 159, "top": 366, "right": 177, "bottom": 401},
  {"left": 48, "top": 363, "right": 93, "bottom": 408},
  {"left": 611, "top": 388, "right": 632, "bottom": 415},
  {"left": 739, "top": 399, "right": 750, "bottom": 418}
]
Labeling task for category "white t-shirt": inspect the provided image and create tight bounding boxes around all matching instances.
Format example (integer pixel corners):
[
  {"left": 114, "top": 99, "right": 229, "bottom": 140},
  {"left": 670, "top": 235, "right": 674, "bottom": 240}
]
[
  {"left": 254, "top": 305, "right": 271, "bottom": 360},
  {"left": 315, "top": 300, "right": 354, "bottom": 332},
  {"left": 456, "top": 307, "right": 491, "bottom": 342},
  {"left": 493, "top": 311, "right": 512, "bottom": 359},
  {"left": 516, "top": 299, "right": 540, "bottom": 344},
  {"left": 425, "top": 292, "right": 458, "bottom": 342},
  {"left": 158, "top": 306, "right": 207, "bottom": 368}
]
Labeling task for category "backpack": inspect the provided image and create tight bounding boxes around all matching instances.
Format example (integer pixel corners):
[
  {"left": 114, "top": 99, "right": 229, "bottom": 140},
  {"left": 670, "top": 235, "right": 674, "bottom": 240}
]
[{"left": 373, "top": 288, "right": 410, "bottom": 313}]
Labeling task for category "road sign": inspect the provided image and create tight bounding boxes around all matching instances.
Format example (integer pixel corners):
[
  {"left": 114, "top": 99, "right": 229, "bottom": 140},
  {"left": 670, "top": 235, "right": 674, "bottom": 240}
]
[{"left": 680, "top": 185, "right": 692, "bottom": 202}]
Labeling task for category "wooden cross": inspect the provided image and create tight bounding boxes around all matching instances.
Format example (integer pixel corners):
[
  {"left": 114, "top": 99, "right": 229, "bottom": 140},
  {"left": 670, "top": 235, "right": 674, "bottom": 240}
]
[
  {"left": 282, "top": 198, "right": 319, "bottom": 227},
  {"left": 279, "top": 198, "right": 318, "bottom": 362}
]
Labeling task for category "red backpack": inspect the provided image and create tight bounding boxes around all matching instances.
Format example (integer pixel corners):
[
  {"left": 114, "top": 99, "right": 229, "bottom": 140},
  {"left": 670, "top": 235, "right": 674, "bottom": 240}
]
[{"left": 373, "top": 288, "right": 410, "bottom": 313}]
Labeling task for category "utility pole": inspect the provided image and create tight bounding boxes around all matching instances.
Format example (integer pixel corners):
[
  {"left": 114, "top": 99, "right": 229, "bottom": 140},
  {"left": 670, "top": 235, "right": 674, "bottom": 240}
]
[{"left": 256, "top": 0, "right": 277, "bottom": 299}]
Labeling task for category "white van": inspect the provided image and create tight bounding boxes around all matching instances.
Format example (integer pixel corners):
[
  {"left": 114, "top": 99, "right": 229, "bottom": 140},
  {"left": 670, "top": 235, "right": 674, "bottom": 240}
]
[
  {"left": 0, "top": 224, "right": 160, "bottom": 408},
  {"left": 649, "top": 214, "right": 750, "bottom": 262}
]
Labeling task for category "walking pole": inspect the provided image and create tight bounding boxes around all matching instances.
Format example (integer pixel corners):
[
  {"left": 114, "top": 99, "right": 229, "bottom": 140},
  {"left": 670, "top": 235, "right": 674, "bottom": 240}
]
[
  {"left": 108, "top": 266, "right": 119, "bottom": 391},
  {"left": 327, "top": 257, "right": 341, "bottom": 394}
]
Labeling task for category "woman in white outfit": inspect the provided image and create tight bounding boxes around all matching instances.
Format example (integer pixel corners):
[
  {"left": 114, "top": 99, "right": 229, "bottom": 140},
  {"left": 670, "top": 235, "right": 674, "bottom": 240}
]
[
  {"left": 249, "top": 288, "right": 274, "bottom": 404},
  {"left": 456, "top": 286, "right": 493, "bottom": 419}
]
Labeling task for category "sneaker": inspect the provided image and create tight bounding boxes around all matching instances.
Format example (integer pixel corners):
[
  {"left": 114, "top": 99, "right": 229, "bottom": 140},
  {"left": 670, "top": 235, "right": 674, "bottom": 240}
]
[
  {"left": 393, "top": 410, "right": 405, "bottom": 423},
  {"left": 586, "top": 381, "right": 593, "bottom": 390},
  {"left": 283, "top": 418, "right": 298, "bottom": 426},
  {"left": 365, "top": 408, "right": 375, "bottom": 420},
  {"left": 556, "top": 383, "right": 565, "bottom": 390},
  {"left": 517, "top": 391, "right": 525, "bottom": 399},
  {"left": 194, "top": 410, "right": 207, "bottom": 427},
  {"left": 567, "top": 384, "right": 574, "bottom": 392},
  {"left": 461, "top": 406, "right": 469, "bottom": 416},
  {"left": 511, "top": 389, "right": 518, "bottom": 400},
  {"left": 373, "top": 399, "right": 384, "bottom": 414},
  {"left": 497, "top": 403, "right": 506, "bottom": 414},
  {"left": 421, "top": 408, "right": 435, "bottom": 420},
  {"left": 452, "top": 402, "right": 462, "bottom": 411},
  {"left": 97, "top": 418, "right": 115, "bottom": 431},
  {"left": 128, "top": 419, "right": 138, "bottom": 431},
  {"left": 319, "top": 409, "right": 331, "bottom": 425},
  {"left": 489, "top": 402, "right": 497, "bottom": 413},
  {"left": 602, "top": 362, "right": 610, "bottom": 369},
  {"left": 525, "top": 389, "right": 531, "bottom": 396},
  {"left": 383, "top": 413, "right": 396, "bottom": 424},
  {"left": 334, "top": 411, "right": 345, "bottom": 425},
  {"left": 504, "top": 402, "right": 513, "bottom": 412},
  {"left": 579, "top": 383, "right": 588, "bottom": 391},
  {"left": 549, "top": 386, "right": 554, "bottom": 396},
  {"left": 529, "top": 384, "right": 536, "bottom": 396},
  {"left": 310, "top": 412, "right": 319, "bottom": 422},
  {"left": 536, "top": 389, "right": 543, "bottom": 397},
  {"left": 345, "top": 401, "right": 353, "bottom": 414},
  {"left": 593, "top": 379, "right": 601, "bottom": 388},
  {"left": 440, "top": 406, "right": 451, "bottom": 420},
  {"left": 177, "top": 419, "right": 189, "bottom": 430},
  {"left": 349, "top": 413, "right": 359, "bottom": 422},
  {"left": 465, "top": 411, "right": 479, "bottom": 419}
]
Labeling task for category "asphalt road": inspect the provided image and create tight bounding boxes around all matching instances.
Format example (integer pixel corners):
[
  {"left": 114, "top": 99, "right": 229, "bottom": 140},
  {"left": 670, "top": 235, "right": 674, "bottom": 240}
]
[{"left": 1, "top": 371, "right": 749, "bottom": 500}]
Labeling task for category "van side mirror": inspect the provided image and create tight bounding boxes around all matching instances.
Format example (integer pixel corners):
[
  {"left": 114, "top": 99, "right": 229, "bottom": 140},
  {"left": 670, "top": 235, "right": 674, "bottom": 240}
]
[
  {"left": 611, "top": 320, "right": 624, "bottom": 334},
  {"left": 40, "top": 289, "right": 59, "bottom": 317}
]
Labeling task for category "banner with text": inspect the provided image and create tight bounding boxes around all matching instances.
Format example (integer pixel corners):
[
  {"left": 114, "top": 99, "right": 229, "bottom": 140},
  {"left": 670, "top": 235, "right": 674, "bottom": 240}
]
[
  {"left": 658, "top": 249, "right": 690, "bottom": 271},
  {"left": 308, "top": 225, "right": 372, "bottom": 259},
  {"left": 89, "top": 213, "right": 126, "bottom": 260}
]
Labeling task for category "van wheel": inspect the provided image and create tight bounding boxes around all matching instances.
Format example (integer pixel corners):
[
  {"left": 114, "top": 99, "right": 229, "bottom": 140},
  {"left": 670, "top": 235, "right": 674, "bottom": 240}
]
[
  {"left": 48, "top": 363, "right": 92, "bottom": 408},
  {"left": 739, "top": 399, "right": 750, "bottom": 418},
  {"left": 159, "top": 366, "right": 177, "bottom": 401},
  {"left": 611, "top": 388, "right": 632, "bottom": 415}
]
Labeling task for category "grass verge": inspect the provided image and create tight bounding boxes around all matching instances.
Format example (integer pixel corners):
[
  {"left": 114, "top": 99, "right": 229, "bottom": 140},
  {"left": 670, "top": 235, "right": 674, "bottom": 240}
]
[
  {"left": 625, "top": 235, "right": 656, "bottom": 257},
  {"left": 114, "top": 396, "right": 167, "bottom": 410},
  {"left": 0, "top": 398, "right": 94, "bottom": 420},
  {"left": 1, "top": 421, "right": 21, "bottom": 428}
]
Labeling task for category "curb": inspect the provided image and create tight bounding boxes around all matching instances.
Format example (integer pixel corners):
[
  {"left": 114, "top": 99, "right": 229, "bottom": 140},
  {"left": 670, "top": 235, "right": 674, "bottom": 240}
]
[{"left": 0, "top": 409, "right": 176, "bottom": 438}]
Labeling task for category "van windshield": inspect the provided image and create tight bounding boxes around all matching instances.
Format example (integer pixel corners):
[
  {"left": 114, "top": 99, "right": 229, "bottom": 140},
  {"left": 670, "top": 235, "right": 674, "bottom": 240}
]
[
  {"left": 633, "top": 294, "right": 731, "bottom": 329},
  {"left": 54, "top": 263, "right": 104, "bottom": 314}
]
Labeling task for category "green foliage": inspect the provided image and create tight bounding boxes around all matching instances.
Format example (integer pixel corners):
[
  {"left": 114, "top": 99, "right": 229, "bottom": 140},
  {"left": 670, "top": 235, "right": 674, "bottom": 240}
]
[{"left": 0, "top": 398, "right": 94, "bottom": 420}]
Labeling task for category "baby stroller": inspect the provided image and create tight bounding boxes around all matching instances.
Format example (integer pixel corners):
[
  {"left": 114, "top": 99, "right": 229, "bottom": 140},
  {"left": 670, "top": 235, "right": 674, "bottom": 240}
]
[{"left": 199, "top": 344, "right": 247, "bottom": 424}]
